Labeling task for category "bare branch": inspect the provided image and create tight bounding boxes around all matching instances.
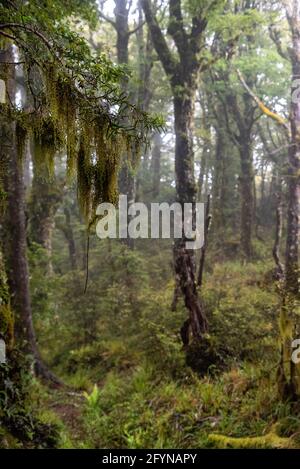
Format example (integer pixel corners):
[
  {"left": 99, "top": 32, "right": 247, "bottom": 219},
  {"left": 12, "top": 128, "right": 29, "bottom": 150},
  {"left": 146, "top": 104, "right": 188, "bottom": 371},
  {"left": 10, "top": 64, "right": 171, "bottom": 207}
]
[
  {"left": 141, "top": 0, "right": 178, "bottom": 78},
  {"left": 98, "top": 11, "right": 117, "bottom": 29},
  {"left": 236, "top": 69, "right": 290, "bottom": 132},
  {"left": 128, "top": 20, "right": 146, "bottom": 36}
]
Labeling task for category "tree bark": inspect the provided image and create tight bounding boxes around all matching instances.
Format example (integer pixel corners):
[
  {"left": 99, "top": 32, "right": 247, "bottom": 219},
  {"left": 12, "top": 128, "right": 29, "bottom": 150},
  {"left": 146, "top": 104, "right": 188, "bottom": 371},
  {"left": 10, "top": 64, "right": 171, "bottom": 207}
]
[
  {"left": 0, "top": 45, "right": 61, "bottom": 386},
  {"left": 285, "top": 5, "right": 300, "bottom": 295},
  {"left": 142, "top": 0, "right": 209, "bottom": 343},
  {"left": 151, "top": 132, "right": 162, "bottom": 197},
  {"left": 239, "top": 140, "right": 254, "bottom": 260},
  {"left": 56, "top": 207, "right": 78, "bottom": 270},
  {"left": 113, "top": 0, "right": 136, "bottom": 247}
]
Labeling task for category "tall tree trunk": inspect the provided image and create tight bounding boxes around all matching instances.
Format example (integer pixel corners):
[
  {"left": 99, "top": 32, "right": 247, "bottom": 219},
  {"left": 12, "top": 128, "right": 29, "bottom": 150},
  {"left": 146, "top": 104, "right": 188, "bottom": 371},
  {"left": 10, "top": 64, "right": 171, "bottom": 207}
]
[
  {"left": 0, "top": 45, "right": 61, "bottom": 385},
  {"left": 239, "top": 140, "right": 254, "bottom": 260},
  {"left": 114, "top": 0, "right": 136, "bottom": 247},
  {"left": 151, "top": 132, "right": 162, "bottom": 197},
  {"left": 286, "top": 11, "right": 300, "bottom": 295},
  {"left": 284, "top": 0, "right": 300, "bottom": 399},
  {"left": 276, "top": 0, "right": 300, "bottom": 401},
  {"left": 115, "top": 0, "right": 129, "bottom": 74},
  {"left": 173, "top": 92, "right": 208, "bottom": 341},
  {"left": 212, "top": 127, "right": 225, "bottom": 233},
  {"left": 56, "top": 207, "right": 78, "bottom": 270},
  {"left": 142, "top": 0, "right": 209, "bottom": 344}
]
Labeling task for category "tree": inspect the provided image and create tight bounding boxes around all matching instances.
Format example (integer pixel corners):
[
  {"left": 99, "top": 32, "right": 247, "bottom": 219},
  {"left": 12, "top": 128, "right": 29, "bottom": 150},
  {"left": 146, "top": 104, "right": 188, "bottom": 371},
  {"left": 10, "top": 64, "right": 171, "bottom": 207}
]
[
  {"left": 99, "top": 0, "right": 147, "bottom": 247},
  {"left": 0, "top": 0, "right": 159, "bottom": 382},
  {"left": 269, "top": 0, "right": 300, "bottom": 399},
  {"left": 141, "top": 0, "right": 224, "bottom": 343}
]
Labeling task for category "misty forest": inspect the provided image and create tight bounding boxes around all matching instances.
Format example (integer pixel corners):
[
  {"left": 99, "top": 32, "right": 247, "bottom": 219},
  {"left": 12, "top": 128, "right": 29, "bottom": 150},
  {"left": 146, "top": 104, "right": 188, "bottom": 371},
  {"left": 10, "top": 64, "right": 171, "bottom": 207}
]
[{"left": 0, "top": 0, "right": 300, "bottom": 450}]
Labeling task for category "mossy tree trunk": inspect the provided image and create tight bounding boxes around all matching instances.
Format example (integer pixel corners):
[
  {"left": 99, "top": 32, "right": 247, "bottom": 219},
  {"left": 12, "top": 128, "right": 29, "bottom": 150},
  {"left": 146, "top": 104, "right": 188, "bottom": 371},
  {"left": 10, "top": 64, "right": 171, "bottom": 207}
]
[
  {"left": 56, "top": 207, "right": 78, "bottom": 270},
  {"left": 0, "top": 45, "right": 61, "bottom": 385},
  {"left": 285, "top": 3, "right": 300, "bottom": 297},
  {"left": 278, "top": 1, "right": 300, "bottom": 401},
  {"left": 113, "top": 0, "right": 136, "bottom": 248},
  {"left": 239, "top": 138, "right": 254, "bottom": 260},
  {"left": 142, "top": 0, "right": 209, "bottom": 343}
]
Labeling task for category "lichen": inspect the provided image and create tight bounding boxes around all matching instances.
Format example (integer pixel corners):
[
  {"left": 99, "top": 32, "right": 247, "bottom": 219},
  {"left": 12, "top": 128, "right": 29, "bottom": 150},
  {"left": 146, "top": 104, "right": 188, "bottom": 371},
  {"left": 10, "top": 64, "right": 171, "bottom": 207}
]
[{"left": 208, "top": 424, "right": 294, "bottom": 449}]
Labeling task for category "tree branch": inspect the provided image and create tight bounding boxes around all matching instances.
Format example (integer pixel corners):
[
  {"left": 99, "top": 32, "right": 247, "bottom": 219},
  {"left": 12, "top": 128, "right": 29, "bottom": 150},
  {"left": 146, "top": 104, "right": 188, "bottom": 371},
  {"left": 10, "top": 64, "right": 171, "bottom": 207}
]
[
  {"left": 167, "top": 0, "right": 188, "bottom": 59},
  {"left": 98, "top": 11, "right": 117, "bottom": 29},
  {"left": 128, "top": 20, "right": 146, "bottom": 36},
  {"left": 237, "top": 69, "right": 290, "bottom": 133},
  {"left": 0, "top": 23, "right": 53, "bottom": 53},
  {"left": 269, "top": 24, "right": 289, "bottom": 61},
  {"left": 141, "top": 0, "right": 178, "bottom": 78}
]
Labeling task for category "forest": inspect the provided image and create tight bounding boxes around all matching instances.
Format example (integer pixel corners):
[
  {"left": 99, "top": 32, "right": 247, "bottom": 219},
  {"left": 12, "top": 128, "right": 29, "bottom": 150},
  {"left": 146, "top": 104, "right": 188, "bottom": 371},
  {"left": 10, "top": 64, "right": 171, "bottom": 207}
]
[{"left": 0, "top": 0, "right": 300, "bottom": 452}]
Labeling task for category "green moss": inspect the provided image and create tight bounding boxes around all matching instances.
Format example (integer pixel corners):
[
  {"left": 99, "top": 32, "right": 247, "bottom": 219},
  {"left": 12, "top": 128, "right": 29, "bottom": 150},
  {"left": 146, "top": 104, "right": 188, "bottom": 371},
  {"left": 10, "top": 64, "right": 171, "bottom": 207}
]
[
  {"left": 208, "top": 425, "right": 294, "bottom": 448},
  {"left": 0, "top": 304, "right": 14, "bottom": 350}
]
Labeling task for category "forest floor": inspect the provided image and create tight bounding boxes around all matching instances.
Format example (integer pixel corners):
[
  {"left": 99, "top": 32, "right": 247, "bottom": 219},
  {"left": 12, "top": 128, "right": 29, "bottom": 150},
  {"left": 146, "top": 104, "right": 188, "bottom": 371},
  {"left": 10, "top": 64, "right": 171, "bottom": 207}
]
[
  {"left": 4, "top": 245, "right": 300, "bottom": 449},
  {"left": 33, "top": 253, "right": 300, "bottom": 449}
]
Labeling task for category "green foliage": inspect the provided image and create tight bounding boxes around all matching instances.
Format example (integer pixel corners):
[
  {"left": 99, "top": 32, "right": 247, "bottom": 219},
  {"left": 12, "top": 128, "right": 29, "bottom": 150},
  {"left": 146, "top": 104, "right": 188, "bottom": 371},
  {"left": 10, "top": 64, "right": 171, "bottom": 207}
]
[
  {"left": 203, "top": 261, "right": 278, "bottom": 360},
  {"left": 0, "top": 0, "right": 163, "bottom": 225},
  {"left": 0, "top": 353, "right": 59, "bottom": 448},
  {"left": 0, "top": 249, "right": 14, "bottom": 349},
  {"left": 83, "top": 384, "right": 100, "bottom": 409}
]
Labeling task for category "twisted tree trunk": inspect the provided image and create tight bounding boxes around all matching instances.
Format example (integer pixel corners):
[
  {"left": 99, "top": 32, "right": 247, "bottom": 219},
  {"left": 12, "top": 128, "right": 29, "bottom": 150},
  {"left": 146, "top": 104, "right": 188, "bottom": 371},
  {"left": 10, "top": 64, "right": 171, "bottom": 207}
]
[{"left": 142, "top": 0, "right": 209, "bottom": 344}]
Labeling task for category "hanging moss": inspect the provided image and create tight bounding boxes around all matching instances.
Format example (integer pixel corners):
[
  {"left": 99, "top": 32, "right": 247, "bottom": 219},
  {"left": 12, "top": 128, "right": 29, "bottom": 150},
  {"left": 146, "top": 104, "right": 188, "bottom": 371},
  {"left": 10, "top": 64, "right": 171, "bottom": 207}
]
[
  {"left": 77, "top": 133, "right": 92, "bottom": 222},
  {"left": 32, "top": 116, "right": 64, "bottom": 179},
  {"left": 93, "top": 117, "right": 123, "bottom": 209},
  {"left": 55, "top": 76, "right": 78, "bottom": 178},
  {"left": 4, "top": 57, "right": 154, "bottom": 230}
]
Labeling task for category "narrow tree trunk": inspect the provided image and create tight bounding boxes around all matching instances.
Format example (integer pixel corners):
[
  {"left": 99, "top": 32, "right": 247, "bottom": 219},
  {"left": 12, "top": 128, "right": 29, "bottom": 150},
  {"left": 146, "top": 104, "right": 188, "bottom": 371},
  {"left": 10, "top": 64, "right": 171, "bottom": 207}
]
[
  {"left": 1, "top": 46, "right": 61, "bottom": 386},
  {"left": 239, "top": 141, "right": 254, "bottom": 260},
  {"left": 173, "top": 94, "right": 208, "bottom": 341},
  {"left": 56, "top": 207, "right": 78, "bottom": 270},
  {"left": 273, "top": 187, "right": 284, "bottom": 281},
  {"left": 276, "top": 0, "right": 300, "bottom": 401},
  {"left": 142, "top": 0, "right": 209, "bottom": 345},
  {"left": 286, "top": 86, "right": 300, "bottom": 294},
  {"left": 197, "top": 194, "right": 211, "bottom": 287},
  {"left": 212, "top": 127, "right": 225, "bottom": 233},
  {"left": 114, "top": 0, "right": 136, "bottom": 247},
  {"left": 151, "top": 132, "right": 162, "bottom": 197}
]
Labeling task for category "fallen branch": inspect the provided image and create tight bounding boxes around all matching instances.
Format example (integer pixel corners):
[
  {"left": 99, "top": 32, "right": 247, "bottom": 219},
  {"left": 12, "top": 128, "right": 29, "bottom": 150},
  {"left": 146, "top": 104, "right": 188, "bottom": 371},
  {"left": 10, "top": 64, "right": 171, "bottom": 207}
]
[{"left": 209, "top": 424, "right": 294, "bottom": 449}]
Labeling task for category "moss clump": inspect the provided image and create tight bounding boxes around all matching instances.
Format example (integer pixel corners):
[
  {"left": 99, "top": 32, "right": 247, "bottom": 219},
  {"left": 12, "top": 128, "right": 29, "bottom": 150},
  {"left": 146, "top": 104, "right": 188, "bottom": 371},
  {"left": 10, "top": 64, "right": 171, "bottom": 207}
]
[
  {"left": 32, "top": 116, "right": 64, "bottom": 179},
  {"left": 0, "top": 305, "right": 14, "bottom": 351},
  {"left": 208, "top": 424, "right": 294, "bottom": 448}
]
